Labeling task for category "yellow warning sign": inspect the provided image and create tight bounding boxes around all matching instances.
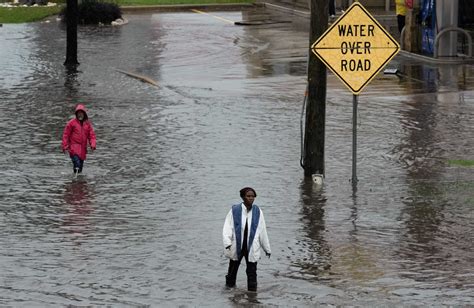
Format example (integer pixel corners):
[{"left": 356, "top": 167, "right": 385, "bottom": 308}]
[{"left": 311, "top": 2, "right": 400, "bottom": 94}]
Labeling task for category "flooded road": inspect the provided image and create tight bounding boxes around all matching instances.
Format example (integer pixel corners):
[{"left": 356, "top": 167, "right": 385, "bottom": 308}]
[{"left": 1, "top": 7, "right": 473, "bottom": 306}]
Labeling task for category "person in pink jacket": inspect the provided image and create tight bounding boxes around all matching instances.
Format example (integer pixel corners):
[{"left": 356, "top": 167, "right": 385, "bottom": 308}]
[{"left": 62, "top": 104, "right": 97, "bottom": 174}]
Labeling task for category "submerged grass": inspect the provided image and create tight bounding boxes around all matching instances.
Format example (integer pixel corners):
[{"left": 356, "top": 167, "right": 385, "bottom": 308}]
[
  {"left": 448, "top": 159, "right": 474, "bottom": 167},
  {"left": 0, "top": 5, "right": 62, "bottom": 23}
]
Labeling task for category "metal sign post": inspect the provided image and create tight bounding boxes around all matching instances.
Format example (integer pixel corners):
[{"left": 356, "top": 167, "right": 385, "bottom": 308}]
[
  {"left": 310, "top": 2, "right": 400, "bottom": 185},
  {"left": 352, "top": 94, "right": 358, "bottom": 185}
]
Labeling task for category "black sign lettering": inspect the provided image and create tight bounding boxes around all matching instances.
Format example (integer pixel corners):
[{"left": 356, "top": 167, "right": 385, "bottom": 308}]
[
  {"left": 341, "top": 59, "right": 371, "bottom": 71},
  {"left": 341, "top": 41, "right": 372, "bottom": 54},
  {"left": 338, "top": 24, "right": 376, "bottom": 37}
]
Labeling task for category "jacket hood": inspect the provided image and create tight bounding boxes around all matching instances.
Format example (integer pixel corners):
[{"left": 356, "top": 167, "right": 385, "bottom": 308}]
[{"left": 75, "top": 104, "right": 88, "bottom": 120}]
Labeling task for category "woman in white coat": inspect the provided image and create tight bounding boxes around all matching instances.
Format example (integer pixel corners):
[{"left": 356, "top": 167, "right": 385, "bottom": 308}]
[{"left": 223, "top": 187, "right": 271, "bottom": 291}]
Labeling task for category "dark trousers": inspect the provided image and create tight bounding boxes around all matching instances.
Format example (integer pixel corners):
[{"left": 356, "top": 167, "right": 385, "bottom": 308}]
[
  {"left": 71, "top": 155, "right": 84, "bottom": 173},
  {"left": 329, "top": 0, "right": 336, "bottom": 16},
  {"left": 225, "top": 252, "right": 258, "bottom": 291},
  {"left": 397, "top": 15, "right": 406, "bottom": 33}
]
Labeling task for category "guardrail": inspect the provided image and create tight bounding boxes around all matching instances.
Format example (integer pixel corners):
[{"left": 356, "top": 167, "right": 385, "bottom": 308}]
[{"left": 434, "top": 26, "right": 472, "bottom": 59}]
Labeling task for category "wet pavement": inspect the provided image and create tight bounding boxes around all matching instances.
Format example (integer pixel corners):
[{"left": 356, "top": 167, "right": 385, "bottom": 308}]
[{"left": 1, "top": 7, "right": 473, "bottom": 306}]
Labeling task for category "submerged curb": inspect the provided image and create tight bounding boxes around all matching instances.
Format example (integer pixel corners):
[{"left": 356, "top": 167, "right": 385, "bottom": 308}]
[{"left": 120, "top": 2, "right": 261, "bottom": 12}]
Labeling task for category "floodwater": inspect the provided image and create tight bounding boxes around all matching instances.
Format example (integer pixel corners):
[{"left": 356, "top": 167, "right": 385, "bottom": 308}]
[{"left": 1, "top": 7, "right": 473, "bottom": 306}]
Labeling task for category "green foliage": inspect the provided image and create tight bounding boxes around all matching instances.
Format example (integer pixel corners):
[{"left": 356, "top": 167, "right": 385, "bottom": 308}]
[
  {"left": 0, "top": 5, "right": 62, "bottom": 23},
  {"left": 60, "top": 0, "right": 122, "bottom": 24},
  {"left": 448, "top": 159, "right": 474, "bottom": 167}
]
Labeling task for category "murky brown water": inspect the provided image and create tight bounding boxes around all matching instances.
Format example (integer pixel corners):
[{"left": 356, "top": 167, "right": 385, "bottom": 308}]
[{"left": 1, "top": 8, "right": 473, "bottom": 306}]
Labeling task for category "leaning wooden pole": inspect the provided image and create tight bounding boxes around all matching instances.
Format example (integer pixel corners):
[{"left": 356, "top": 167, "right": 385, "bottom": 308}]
[
  {"left": 303, "top": 0, "right": 327, "bottom": 177},
  {"left": 64, "top": 0, "right": 79, "bottom": 66}
]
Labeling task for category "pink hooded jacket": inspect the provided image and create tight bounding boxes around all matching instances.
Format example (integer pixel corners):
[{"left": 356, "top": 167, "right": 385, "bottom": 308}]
[{"left": 62, "top": 104, "right": 97, "bottom": 161}]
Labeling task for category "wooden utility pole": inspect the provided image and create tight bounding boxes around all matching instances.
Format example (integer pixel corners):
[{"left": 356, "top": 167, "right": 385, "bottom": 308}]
[
  {"left": 303, "top": 0, "right": 327, "bottom": 177},
  {"left": 64, "top": 0, "right": 79, "bottom": 66}
]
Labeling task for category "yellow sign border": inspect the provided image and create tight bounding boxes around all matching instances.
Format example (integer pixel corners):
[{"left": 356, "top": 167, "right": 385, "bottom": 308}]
[{"left": 311, "top": 2, "right": 400, "bottom": 95}]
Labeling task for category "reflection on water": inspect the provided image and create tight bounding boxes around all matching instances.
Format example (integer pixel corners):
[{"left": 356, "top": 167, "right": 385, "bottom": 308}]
[
  {"left": 332, "top": 190, "right": 385, "bottom": 284},
  {"left": 61, "top": 178, "right": 94, "bottom": 239},
  {"left": 0, "top": 8, "right": 473, "bottom": 306},
  {"left": 291, "top": 179, "right": 331, "bottom": 281},
  {"left": 229, "top": 290, "right": 261, "bottom": 306}
]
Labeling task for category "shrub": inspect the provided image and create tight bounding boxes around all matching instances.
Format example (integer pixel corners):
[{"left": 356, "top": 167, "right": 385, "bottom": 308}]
[{"left": 61, "top": 0, "right": 121, "bottom": 25}]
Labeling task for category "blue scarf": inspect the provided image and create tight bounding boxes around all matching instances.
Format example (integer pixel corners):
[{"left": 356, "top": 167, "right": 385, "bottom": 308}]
[{"left": 232, "top": 203, "right": 260, "bottom": 259}]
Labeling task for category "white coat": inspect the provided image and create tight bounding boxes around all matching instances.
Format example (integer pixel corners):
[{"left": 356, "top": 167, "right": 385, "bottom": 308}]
[{"left": 222, "top": 203, "right": 271, "bottom": 263}]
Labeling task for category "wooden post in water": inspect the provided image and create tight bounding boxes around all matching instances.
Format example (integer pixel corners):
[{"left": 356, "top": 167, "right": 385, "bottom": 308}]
[
  {"left": 64, "top": 0, "right": 79, "bottom": 66},
  {"left": 303, "top": 0, "right": 327, "bottom": 177}
]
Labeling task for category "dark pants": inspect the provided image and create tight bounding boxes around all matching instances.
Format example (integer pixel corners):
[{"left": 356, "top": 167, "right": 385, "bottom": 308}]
[
  {"left": 397, "top": 15, "right": 406, "bottom": 34},
  {"left": 225, "top": 251, "right": 258, "bottom": 291},
  {"left": 71, "top": 155, "right": 84, "bottom": 173},
  {"left": 329, "top": 0, "right": 336, "bottom": 16}
]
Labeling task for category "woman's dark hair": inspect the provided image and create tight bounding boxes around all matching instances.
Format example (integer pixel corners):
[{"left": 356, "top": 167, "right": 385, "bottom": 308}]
[{"left": 240, "top": 187, "right": 257, "bottom": 198}]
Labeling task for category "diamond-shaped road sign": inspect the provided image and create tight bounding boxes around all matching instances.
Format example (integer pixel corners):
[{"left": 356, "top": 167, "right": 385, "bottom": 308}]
[{"left": 311, "top": 2, "right": 400, "bottom": 95}]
